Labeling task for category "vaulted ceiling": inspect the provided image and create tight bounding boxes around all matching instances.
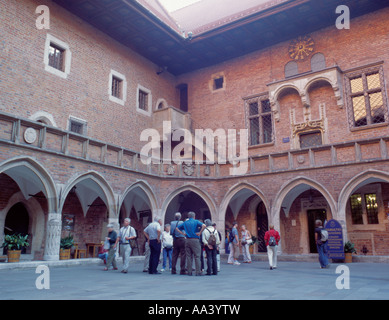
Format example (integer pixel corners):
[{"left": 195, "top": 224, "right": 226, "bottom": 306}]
[{"left": 52, "top": 0, "right": 388, "bottom": 75}]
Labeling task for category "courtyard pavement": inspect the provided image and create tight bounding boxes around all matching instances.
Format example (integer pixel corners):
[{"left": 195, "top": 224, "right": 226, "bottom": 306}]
[{"left": 0, "top": 257, "right": 388, "bottom": 301}]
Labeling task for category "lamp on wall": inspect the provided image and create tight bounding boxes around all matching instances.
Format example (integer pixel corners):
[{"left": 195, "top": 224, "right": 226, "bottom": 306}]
[{"left": 156, "top": 66, "right": 167, "bottom": 75}]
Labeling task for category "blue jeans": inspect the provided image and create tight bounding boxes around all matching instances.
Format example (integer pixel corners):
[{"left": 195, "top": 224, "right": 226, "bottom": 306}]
[
  {"left": 163, "top": 247, "right": 172, "bottom": 269},
  {"left": 317, "top": 241, "right": 329, "bottom": 268}
]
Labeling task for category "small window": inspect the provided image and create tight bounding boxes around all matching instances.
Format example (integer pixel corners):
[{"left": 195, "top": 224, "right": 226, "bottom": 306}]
[
  {"left": 138, "top": 90, "right": 148, "bottom": 111},
  {"left": 68, "top": 117, "right": 86, "bottom": 135},
  {"left": 177, "top": 83, "right": 188, "bottom": 112},
  {"left": 48, "top": 44, "right": 65, "bottom": 71},
  {"left": 44, "top": 34, "right": 71, "bottom": 79},
  {"left": 136, "top": 85, "right": 152, "bottom": 116},
  {"left": 108, "top": 70, "right": 127, "bottom": 105},
  {"left": 111, "top": 76, "right": 122, "bottom": 99},
  {"left": 299, "top": 131, "right": 322, "bottom": 149},
  {"left": 213, "top": 77, "right": 224, "bottom": 90},
  {"left": 210, "top": 73, "right": 226, "bottom": 92}
]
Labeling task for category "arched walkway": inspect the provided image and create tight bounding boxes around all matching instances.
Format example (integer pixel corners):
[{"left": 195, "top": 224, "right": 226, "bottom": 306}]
[
  {"left": 273, "top": 176, "right": 337, "bottom": 254},
  {"left": 161, "top": 185, "right": 217, "bottom": 224}
]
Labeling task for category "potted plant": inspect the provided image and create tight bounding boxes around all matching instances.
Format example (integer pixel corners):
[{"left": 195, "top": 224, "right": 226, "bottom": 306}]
[
  {"left": 1, "top": 233, "right": 29, "bottom": 263},
  {"left": 344, "top": 241, "right": 357, "bottom": 263},
  {"left": 60, "top": 233, "right": 74, "bottom": 260}
]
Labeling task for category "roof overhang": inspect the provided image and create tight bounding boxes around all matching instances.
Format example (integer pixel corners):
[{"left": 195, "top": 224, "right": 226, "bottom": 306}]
[{"left": 52, "top": 0, "right": 389, "bottom": 75}]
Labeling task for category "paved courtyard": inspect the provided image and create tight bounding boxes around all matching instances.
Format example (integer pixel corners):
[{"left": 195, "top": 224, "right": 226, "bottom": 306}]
[{"left": 0, "top": 258, "right": 388, "bottom": 301}]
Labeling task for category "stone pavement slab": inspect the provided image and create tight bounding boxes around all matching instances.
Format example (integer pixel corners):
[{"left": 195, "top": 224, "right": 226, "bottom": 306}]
[{"left": 0, "top": 259, "right": 388, "bottom": 300}]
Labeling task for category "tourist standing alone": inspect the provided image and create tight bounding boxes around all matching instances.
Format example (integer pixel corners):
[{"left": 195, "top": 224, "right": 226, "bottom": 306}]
[
  {"left": 264, "top": 225, "right": 280, "bottom": 270},
  {"left": 315, "top": 220, "right": 329, "bottom": 269}
]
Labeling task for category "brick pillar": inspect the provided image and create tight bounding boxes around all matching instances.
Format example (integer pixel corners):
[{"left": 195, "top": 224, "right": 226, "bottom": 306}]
[{"left": 43, "top": 212, "right": 62, "bottom": 261}]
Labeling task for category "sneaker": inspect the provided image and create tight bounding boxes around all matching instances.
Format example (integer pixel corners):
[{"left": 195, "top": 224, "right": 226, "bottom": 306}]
[
  {"left": 233, "top": 261, "right": 240, "bottom": 265},
  {"left": 161, "top": 268, "right": 165, "bottom": 272}
]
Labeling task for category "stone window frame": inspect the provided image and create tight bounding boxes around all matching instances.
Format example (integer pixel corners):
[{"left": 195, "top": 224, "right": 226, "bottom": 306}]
[
  {"left": 244, "top": 94, "right": 274, "bottom": 147},
  {"left": 43, "top": 34, "right": 72, "bottom": 79},
  {"left": 344, "top": 63, "right": 389, "bottom": 131},
  {"left": 209, "top": 72, "right": 226, "bottom": 93},
  {"left": 68, "top": 116, "right": 87, "bottom": 135},
  {"left": 136, "top": 84, "right": 152, "bottom": 116},
  {"left": 108, "top": 70, "right": 127, "bottom": 106}
]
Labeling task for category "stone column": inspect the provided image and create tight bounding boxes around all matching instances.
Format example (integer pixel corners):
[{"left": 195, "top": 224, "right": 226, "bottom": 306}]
[{"left": 43, "top": 212, "right": 62, "bottom": 261}]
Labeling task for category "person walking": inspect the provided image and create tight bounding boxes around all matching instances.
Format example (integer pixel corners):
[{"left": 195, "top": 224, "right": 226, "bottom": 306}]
[
  {"left": 104, "top": 223, "right": 118, "bottom": 271},
  {"left": 241, "top": 225, "right": 252, "bottom": 263},
  {"left": 177, "top": 211, "right": 206, "bottom": 276},
  {"left": 115, "top": 218, "right": 137, "bottom": 273},
  {"left": 161, "top": 224, "right": 173, "bottom": 272},
  {"left": 264, "top": 225, "right": 280, "bottom": 270},
  {"left": 227, "top": 221, "right": 240, "bottom": 265},
  {"left": 202, "top": 219, "right": 220, "bottom": 275},
  {"left": 315, "top": 220, "right": 330, "bottom": 269},
  {"left": 144, "top": 217, "right": 162, "bottom": 274},
  {"left": 170, "top": 212, "right": 186, "bottom": 275}
]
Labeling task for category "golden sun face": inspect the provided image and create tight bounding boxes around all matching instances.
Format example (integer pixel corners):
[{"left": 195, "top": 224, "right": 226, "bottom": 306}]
[{"left": 288, "top": 35, "right": 315, "bottom": 61}]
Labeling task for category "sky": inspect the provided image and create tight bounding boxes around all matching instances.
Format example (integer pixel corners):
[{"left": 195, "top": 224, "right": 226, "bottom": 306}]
[{"left": 159, "top": 0, "right": 202, "bottom": 12}]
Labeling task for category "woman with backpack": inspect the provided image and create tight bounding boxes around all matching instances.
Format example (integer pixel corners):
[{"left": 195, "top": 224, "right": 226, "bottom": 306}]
[
  {"left": 264, "top": 225, "right": 280, "bottom": 270},
  {"left": 202, "top": 219, "right": 221, "bottom": 275}
]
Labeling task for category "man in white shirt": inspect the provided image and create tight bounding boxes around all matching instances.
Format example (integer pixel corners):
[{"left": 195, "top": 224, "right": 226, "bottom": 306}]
[
  {"left": 115, "top": 218, "right": 137, "bottom": 273},
  {"left": 144, "top": 217, "right": 162, "bottom": 274}
]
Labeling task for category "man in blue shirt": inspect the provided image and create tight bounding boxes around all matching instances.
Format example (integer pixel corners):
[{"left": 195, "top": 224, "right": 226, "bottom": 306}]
[{"left": 177, "top": 211, "right": 205, "bottom": 276}]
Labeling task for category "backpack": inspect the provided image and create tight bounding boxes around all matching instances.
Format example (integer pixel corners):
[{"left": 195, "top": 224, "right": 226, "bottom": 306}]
[
  {"left": 207, "top": 228, "right": 217, "bottom": 246},
  {"left": 268, "top": 231, "right": 277, "bottom": 247},
  {"left": 228, "top": 230, "right": 235, "bottom": 243},
  {"left": 320, "top": 229, "right": 329, "bottom": 242}
]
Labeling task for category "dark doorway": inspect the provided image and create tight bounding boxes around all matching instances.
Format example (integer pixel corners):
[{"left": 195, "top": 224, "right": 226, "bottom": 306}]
[
  {"left": 177, "top": 83, "right": 188, "bottom": 112},
  {"left": 256, "top": 202, "right": 268, "bottom": 252},
  {"left": 165, "top": 191, "right": 211, "bottom": 223},
  {"left": 4, "top": 202, "right": 30, "bottom": 254},
  {"left": 307, "top": 209, "right": 327, "bottom": 253}
]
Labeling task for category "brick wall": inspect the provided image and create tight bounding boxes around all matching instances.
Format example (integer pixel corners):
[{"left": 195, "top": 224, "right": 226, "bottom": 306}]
[
  {"left": 178, "top": 8, "right": 389, "bottom": 158},
  {"left": 0, "top": 0, "right": 179, "bottom": 152}
]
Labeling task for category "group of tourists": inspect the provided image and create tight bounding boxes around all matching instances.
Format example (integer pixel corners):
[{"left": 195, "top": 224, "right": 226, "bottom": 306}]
[{"left": 101, "top": 214, "right": 329, "bottom": 274}]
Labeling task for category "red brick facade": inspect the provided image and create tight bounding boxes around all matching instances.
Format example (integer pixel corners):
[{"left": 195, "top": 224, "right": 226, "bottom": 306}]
[{"left": 1, "top": 0, "right": 389, "bottom": 260}]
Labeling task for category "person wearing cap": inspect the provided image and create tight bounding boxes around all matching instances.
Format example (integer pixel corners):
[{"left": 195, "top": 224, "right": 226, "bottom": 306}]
[{"left": 104, "top": 223, "right": 118, "bottom": 271}]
